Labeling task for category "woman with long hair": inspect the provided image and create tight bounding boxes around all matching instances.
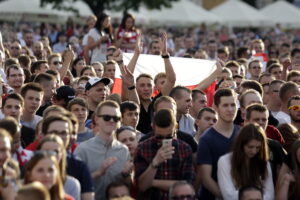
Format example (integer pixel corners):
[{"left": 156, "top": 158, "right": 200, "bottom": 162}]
[
  {"left": 87, "top": 12, "right": 114, "bottom": 63},
  {"left": 276, "top": 140, "right": 300, "bottom": 199},
  {"left": 115, "top": 13, "right": 139, "bottom": 53},
  {"left": 71, "top": 57, "right": 86, "bottom": 78},
  {"left": 24, "top": 151, "right": 74, "bottom": 200},
  {"left": 37, "top": 135, "right": 80, "bottom": 200},
  {"left": 217, "top": 123, "right": 274, "bottom": 200}
]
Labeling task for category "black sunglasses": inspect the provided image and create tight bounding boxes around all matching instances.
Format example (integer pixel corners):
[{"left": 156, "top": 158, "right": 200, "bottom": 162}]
[
  {"left": 98, "top": 114, "right": 121, "bottom": 122},
  {"left": 155, "top": 134, "right": 173, "bottom": 140},
  {"left": 53, "top": 61, "right": 62, "bottom": 65}
]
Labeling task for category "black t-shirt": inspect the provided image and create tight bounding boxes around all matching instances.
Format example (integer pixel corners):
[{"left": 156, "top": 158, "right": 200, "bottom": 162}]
[
  {"left": 140, "top": 130, "right": 198, "bottom": 153},
  {"left": 137, "top": 93, "right": 162, "bottom": 134},
  {"left": 268, "top": 138, "right": 286, "bottom": 183},
  {"left": 21, "top": 125, "right": 36, "bottom": 148},
  {"left": 36, "top": 101, "right": 52, "bottom": 116},
  {"left": 87, "top": 109, "right": 94, "bottom": 120}
]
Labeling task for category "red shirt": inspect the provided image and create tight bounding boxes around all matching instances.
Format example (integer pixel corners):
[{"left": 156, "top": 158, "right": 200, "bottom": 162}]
[{"left": 266, "top": 125, "right": 285, "bottom": 145}]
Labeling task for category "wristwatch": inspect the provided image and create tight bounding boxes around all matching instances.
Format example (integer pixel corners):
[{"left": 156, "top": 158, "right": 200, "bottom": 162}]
[
  {"left": 128, "top": 85, "right": 136, "bottom": 90},
  {"left": 161, "top": 54, "right": 170, "bottom": 59}
]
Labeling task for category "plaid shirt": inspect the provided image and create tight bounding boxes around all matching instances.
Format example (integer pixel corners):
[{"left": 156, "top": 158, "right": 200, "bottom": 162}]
[{"left": 134, "top": 136, "right": 195, "bottom": 200}]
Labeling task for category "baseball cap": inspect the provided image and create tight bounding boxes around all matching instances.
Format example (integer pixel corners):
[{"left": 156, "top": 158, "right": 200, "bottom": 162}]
[
  {"left": 56, "top": 86, "right": 75, "bottom": 103},
  {"left": 85, "top": 77, "right": 112, "bottom": 90}
]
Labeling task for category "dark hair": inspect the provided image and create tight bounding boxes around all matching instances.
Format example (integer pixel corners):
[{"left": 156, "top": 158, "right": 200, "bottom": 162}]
[
  {"left": 213, "top": 88, "right": 236, "bottom": 107},
  {"left": 71, "top": 57, "right": 85, "bottom": 77},
  {"left": 42, "top": 115, "right": 72, "bottom": 135},
  {"left": 33, "top": 73, "right": 55, "bottom": 83},
  {"left": 2, "top": 93, "right": 24, "bottom": 108},
  {"left": 20, "top": 82, "right": 43, "bottom": 98},
  {"left": 192, "top": 89, "right": 206, "bottom": 100},
  {"left": 46, "top": 69, "right": 59, "bottom": 76},
  {"left": 287, "top": 70, "right": 300, "bottom": 81},
  {"left": 120, "top": 13, "right": 135, "bottom": 30},
  {"left": 197, "top": 107, "right": 216, "bottom": 119},
  {"left": 30, "top": 60, "right": 48, "bottom": 74},
  {"left": 94, "top": 12, "right": 113, "bottom": 42},
  {"left": 277, "top": 123, "right": 300, "bottom": 153},
  {"left": 6, "top": 64, "right": 23, "bottom": 77},
  {"left": 105, "top": 180, "right": 130, "bottom": 199},
  {"left": 18, "top": 55, "right": 31, "bottom": 67},
  {"left": 116, "top": 126, "right": 136, "bottom": 139},
  {"left": 67, "top": 97, "right": 88, "bottom": 110},
  {"left": 291, "top": 48, "right": 300, "bottom": 58},
  {"left": 169, "top": 86, "right": 191, "bottom": 99},
  {"left": 267, "top": 63, "right": 282, "bottom": 74},
  {"left": 237, "top": 47, "right": 249, "bottom": 58},
  {"left": 120, "top": 101, "right": 139, "bottom": 115},
  {"left": 95, "top": 100, "right": 120, "bottom": 116},
  {"left": 238, "top": 185, "right": 263, "bottom": 200},
  {"left": 245, "top": 103, "right": 267, "bottom": 120},
  {"left": 239, "top": 89, "right": 261, "bottom": 108},
  {"left": 136, "top": 73, "right": 153, "bottom": 82},
  {"left": 231, "top": 123, "right": 269, "bottom": 189},
  {"left": 153, "top": 96, "right": 176, "bottom": 112},
  {"left": 0, "top": 117, "right": 20, "bottom": 137},
  {"left": 153, "top": 109, "right": 176, "bottom": 128},
  {"left": 266, "top": 58, "right": 279, "bottom": 69},
  {"left": 279, "top": 82, "right": 299, "bottom": 102},
  {"left": 241, "top": 80, "right": 263, "bottom": 97}
]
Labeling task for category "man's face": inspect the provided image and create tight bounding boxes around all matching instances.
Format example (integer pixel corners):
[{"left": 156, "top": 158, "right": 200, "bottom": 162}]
[
  {"left": 46, "top": 120, "right": 70, "bottom": 147},
  {"left": 122, "top": 108, "right": 139, "bottom": 128},
  {"left": 92, "top": 64, "right": 104, "bottom": 78},
  {"left": 289, "top": 99, "right": 300, "bottom": 123},
  {"left": 40, "top": 80, "right": 56, "bottom": 102},
  {"left": 192, "top": 93, "right": 207, "bottom": 114},
  {"left": 175, "top": 90, "right": 192, "bottom": 115},
  {"left": 33, "top": 42, "right": 43, "bottom": 57},
  {"left": 103, "top": 64, "right": 116, "bottom": 80},
  {"left": 289, "top": 75, "right": 300, "bottom": 85},
  {"left": 243, "top": 93, "right": 263, "bottom": 108},
  {"left": 170, "top": 184, "right": 195, "bottom": 200},
  {"left": 184, "top": 37, "right": 194, "bottom": 49},
  {"left": 136, "top": 77, "right": 154, "bottom": 101},
  {"left": 292, "top": 52, "right": 300, "bottom": 65},
  {"left": 215, "top": 96, "right": 237, "bottom": 123},
  {"left": 24, "top": 90, "right": 43, "bottom": 114},
  {"left": 36, "top": 63, "right": 49, "bottom": 74},
  {"left": 9, "top": 42, "right": 22, "bottom": 58},
  {"left": 49, "top": 56, "right": 62, "bottom": 70},
  {"left": 249, "top": 61, "right": 262, "bottom": 78},
  {"left": 218, "top": 53, "right": 229, "bottom": 62},
  {"left": 24, "top": 33, "right": 34, "bottom": 47},
  {"left": 270, "top": 66, "right": 282, "bottom": 80},
  {"left": 86, "top": 83, "right": 108, "bottom": 105},
  {"left": 269, "top": 83, "right": 282, "bottom": 102},
  {"left": 149, "top": 42, "right": 160, "bottom": 55},
  {"left": 96, "top": 106, "right": 121, "bottom": 135},
  {"left": 241, "top": 190, "right": 262, "bottom": 200},
  {"left": 0, "top": 136, "right": 11, "bottom": 167},
  {"left": 246, "top": 111, "right": 269, "bottom": 131},
  {"left": 70, "top": 104, "right": 88, "bottom": 124},
  {"left": 195, "top": 111, "right": 217, "bottom": 133},
  {"left": 154, "top": 77, "right": 166, "bottom": 93},
  {"left": 228, "top": 66, "right": 240, "bottom": 76},
  {"left": 7, "top": 68, "right": 25, "bottom": 90},
  {"left": 108, "top": 185, "right": 130, "bottom": 199},
  {"left": 2, "top": 99, "right": 23, "bottom": 121},
  {"left": 253, "top": 42, "right": 264, "bottom": 54}
]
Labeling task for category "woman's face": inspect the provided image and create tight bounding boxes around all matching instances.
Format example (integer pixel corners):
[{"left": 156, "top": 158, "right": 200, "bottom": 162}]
[
  {"left": 244, "top": 139, "right": 262, "bottom": 159},
  {"left": 40, "top": 141, "right": 63, "bottom": 163},
  {"left": 102, "top": 17, "right": 111, "bottom": 29},
  {"left": 29, "top": 158, "right": 58, "bottom": 190},
  {"left": 125, "top": 17, "right": 134, "bottom": 30},
  {"left": 75, "top": 60, "right": 86, "bottom": 74},
  {"left": 118, "top": 130, "right": 137, "bottom": 156},
  {"left": 82, "top": 69, "right": 96, "bottom": 77}
]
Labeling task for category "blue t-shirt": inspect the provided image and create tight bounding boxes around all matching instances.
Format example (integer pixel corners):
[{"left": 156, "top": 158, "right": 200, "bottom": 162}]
[{"left": 196, "top": 125, "right": 240, "bottom": 200}]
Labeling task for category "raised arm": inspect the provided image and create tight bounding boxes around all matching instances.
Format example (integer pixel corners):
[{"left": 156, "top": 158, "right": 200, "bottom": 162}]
[
  {"left": 195, "top": 59, "right": 223, "bottom": 91},
  {"left": 60, "top": 47, "right": 75, "bottom": 80},
  {"left": 127, "top": 32, "right": 142, "bottom": 73},
  {"left": 160, "top": 32, "right": 176, "bottom": 96}
]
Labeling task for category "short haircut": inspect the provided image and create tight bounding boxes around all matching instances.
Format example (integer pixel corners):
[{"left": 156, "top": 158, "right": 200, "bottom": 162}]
[
  {"left": 6, "top": 64, "right": 23, "bottom": 77},
  {"left": 266, "top": 58, "right": 279, "bottom": 69},
  {"left": 136, "top": 73, "right": 153, "bottom": 82},
  {"left": 154, "top": 72, "right": 166, "bottom": 84},
  {"left": 95, "top": 100, "right": 120, "bottom": 116},
  {"left": 238, "top": 185, "right": 263, "bottom": 200},
  {"left": 18, "top": 55, "right": 31, "bottom": 67},
  {"left": 2, "top": 93, "right": 24, "bottom": 108},
  {"left": 169, "top": 86, "right": 191, "bottom": 99},
  {"left": 225, "top": 60, "right": 240, "bottom": 69},
  {"left": 269, "top": 79, "right": 285, "bottom": 90},
  {"left": 214, "top": 88, "right": 235, "bottom": 107},
  {"left": 279, "top": 81, "right": 299, "bottom": 102},
  {"left": 291, "top": 48, "right": 300, "bottom": 58},
  {"left": 47, "top": 53, "right": 61, "bottom": 64},
  {"left": 245, "top": 103, "right": 268, "bottom": 120},
  {"left": 248, "top": 59, "right": 260, "bottom": 69},
  {"left": 0, "top": 117, "right": 20, "bottom": 137},
  {"left": 258, "top": 72, "right": 272, "bottom": 83},
  {"left": 288, "top": 95, "right": 300, "bottom": 108},
  {"left": 80, "top": 66, "right": 96, "bottom": 76},
  {"left": 20, "top": 82, "right": 43, "bottom": 98},
  {"left": 105, "top": 180, "right": 130, "bottom": 200},
  {"left": 46, "top": 69, "right": 59, "bottom": 76},
  {"left": 42, "top": 105, "right": 66, "bottom": 118},
  {"left": 153, "top": 96, "right": 177, "bottom": 112},
  {"left": 239, "top": 89, "right": 261, "bottom": 108},
  {"left": 31, "top": 60, "right": 47, "bottom": 74},
  {"left": 42, "top": 115, "right": 72, "bottom": 135},
  {"left": 67, "top": 98, "right": 88, "bottom": 111},
  {"left": 287, "top": 70, "right": 300, "bottom": 81},
  {"left": 153, "top": 109, "right": 176, "bottom": 128},
  {"left": 33, "top": 73, "right": 55, "bottom": 83},
  {"left": 267, "top": 63, "right": 282, "bottom": 73},
  {"left": 217, "top": 47, "right": 229, "bottom": 55},
  {"left": 241, "top": 80, "right": 263, "bottom": 97},
  {"left": 169, "top": 181, "right": 195, "bottom": 200},
  {"left": 192, "top": 89, "right": 206, "bottom": 101},
  {"left": 120, "top": 101, "right": 139, "bottom": 115},
  {"left": 197, "top": 107, "right": 216, "bottom": 119},
  {"left": 237, "top": 47, "right": 248, "bottom": 58},
  {"left": 233, "top": 74, "right": 244, "bottom": 80}
]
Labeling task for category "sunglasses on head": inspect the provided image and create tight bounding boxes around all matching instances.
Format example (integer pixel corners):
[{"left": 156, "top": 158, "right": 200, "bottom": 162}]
[
  {"left": 289, "top": 105, "right": 300, "bottom": 111},
  {"left": 98, "top": 114, "right": 121, "bottom": 122},
  {"left": 53, "top": 61, "right": 62, "bottom": 65}
]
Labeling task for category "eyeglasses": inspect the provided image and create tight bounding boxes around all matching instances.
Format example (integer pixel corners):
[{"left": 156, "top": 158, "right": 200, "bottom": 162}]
[
  {"left": 171, "top": 195, "right": 196, "bottom": 200},
  {"left": 98, "top": 114, "right": 121, "bottom": 122},
  {"left": 155, "top": 134, "right": 173, "bottom": 140},
  {"left": 53, "top": 61, "right": 62, "bottom": 65},
  {"left": 288, "top": 105, "right": 300, "bottom": 111}
]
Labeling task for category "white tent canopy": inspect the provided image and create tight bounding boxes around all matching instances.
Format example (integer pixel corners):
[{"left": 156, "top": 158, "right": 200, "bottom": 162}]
[
  {"left": 211, "top": 0, "right": 273, "bottom": 27},
  {"left": 260, "top": 1, "right": 300, "bottom": 28},
  {"left": 0, "top": 0, "right": 93, "bottom": 23},
  {"left": 108, "top": 0, "right": 221, "bottom": 26}
]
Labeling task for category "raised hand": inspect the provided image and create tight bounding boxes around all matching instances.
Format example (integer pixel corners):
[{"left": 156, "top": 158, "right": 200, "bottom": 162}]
[
  {"left": 120, "top": 65, "right": 135, "bottom": 86},
  {"left": 160, "top": 32, "right": 168, "bottom": 55},
  {"left": 134, "top": 32, "right": 143, "bottom": 54}
]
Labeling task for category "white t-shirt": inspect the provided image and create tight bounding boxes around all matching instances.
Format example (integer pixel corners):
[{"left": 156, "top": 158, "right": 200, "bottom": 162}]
[
  {"left": 88, "top": 28, "right": 110, "bottom": 63},
  {"left": 273, "top": 111, "right": 291, "bottom": 124}
]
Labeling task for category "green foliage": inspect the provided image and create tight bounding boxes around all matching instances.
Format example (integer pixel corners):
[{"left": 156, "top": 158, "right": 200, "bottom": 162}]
[{"left": 41, "top": 0, "right": 179, "bottom": 15}]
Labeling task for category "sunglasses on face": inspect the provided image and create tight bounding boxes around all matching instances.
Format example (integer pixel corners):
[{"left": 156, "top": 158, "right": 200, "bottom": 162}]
[
  {"left": 98, "top": 114, "right": 121, "bottom": 122},
  {"left": 53, "top": 61, "right": 62, "bottom": 65},
  {"left": 155, "top": 134, "right": 173, "bottom": 140},
  {"left": 289, "top": 105, "right": 300, "bottom": 111}
]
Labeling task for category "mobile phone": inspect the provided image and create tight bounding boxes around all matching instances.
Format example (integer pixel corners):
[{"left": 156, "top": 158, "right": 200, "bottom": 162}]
[{"left": 162, "top": 139, "right": 172, "bottom": 147}]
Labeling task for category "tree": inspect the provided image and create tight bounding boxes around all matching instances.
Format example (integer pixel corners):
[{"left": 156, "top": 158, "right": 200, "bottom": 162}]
[{"left": 41, "top": 0, "right": 180, "bottom": 16}]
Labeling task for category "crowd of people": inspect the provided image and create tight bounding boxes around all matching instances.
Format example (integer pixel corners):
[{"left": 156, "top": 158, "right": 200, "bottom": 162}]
[{"left": 0, "top": 10, "right": 299, "bottom": 200}]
